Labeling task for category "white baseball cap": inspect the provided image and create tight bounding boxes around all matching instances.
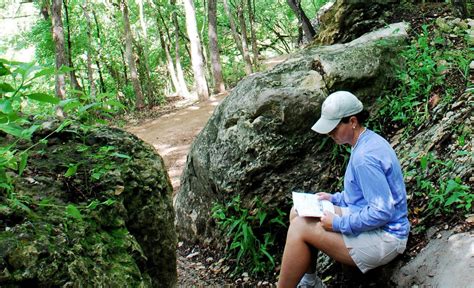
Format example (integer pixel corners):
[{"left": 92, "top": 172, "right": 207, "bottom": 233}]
[{"left": 311, "top": 91, "right": 363, "bottom": 134}]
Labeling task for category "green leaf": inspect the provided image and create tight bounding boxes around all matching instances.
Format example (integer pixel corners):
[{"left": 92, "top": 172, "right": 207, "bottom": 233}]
[
  {"left": 18, "top": 153, "right": 28, "bottom": 176},
  {"left": 0, "top": 123, "right": 25, "bottom": 138},
  {"left": 32, "top": 67, "right": 55, "bottom": 80},
  {"left": 0, "top": 83, "right": 15, "bottom": 93},
  {"left": 0, "top": 99, "right": 13, "bottom": 114},
  {"left": 14, "top": 62, "right": 36, "bottom": 78},
  {"left": 0, "top": 62, "right": 11, "bottom": 76},
  {"left": 257, "top": 211, "right": 267, "bottom": 226},
  {"left": 260, "top": 248, "right": 275, "bottom": 266},
  {"left": 58, "top": 65, "right": 75, "bottom": 73},
  {"left": 64, "top": 164, "right": 79, "bottom": 177},
  {"left": 104, "top": 99, "right": 126, "bottom": 109},
  {"left": 87, "top": 199, "right": 100, "bottom": 210},
  {"left": 21, "top": 124, "right": 39, "bottom": 139},
  {"left": 65, "top": 204, "right": 83, "bottom": 220},
  {"left": 102, "top": 199, "right": 116, "bottom": 206},
  {"left": 26, "top": 93, "right": 59, "bottom": 104},
  {"left": 55, "top": 119, "right": 73, "bottom": 132}
]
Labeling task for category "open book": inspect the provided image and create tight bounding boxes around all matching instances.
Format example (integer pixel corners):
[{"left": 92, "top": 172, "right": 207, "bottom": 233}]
[{"left": 292, "top": 191, "right": 335, "bottom": 217}]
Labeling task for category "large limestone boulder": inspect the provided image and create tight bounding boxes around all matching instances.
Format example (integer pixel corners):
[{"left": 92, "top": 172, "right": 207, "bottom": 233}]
[
  {"left": 0, "top": 124, "right": 176, "bottom": 287},
  {"left": 175, "top": 23, "right": 409, "bottom": 245}
]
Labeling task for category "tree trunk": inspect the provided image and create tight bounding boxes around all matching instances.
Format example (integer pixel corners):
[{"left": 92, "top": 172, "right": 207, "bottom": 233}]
[
  {"left": 63, "top": 0, "right": 82, "bottom": 93},
  {"left": 171, "top": 0, "right": 190, "bottom": 99},
  {"left": 247, "top": 0, "right": 258, "bottom": 67},
  {"left": 183, "top": 0, "right": 209, "bottom": 101},
  {"left": 51, "top": 0, "right": 66, "bottom": 118},
  {"left": 286, "top": 0, "right": 315, "bottom": 43},
  {"left": 158, "top": 27, "right": 180, "bottom": 95},
  {"left": 208, "top": 0, "right": 225, "bottom": 94},
  {"left": 137, "top": 0, "right": 155, "bottom": 103},
  {"left": 82, "top": 0, "right": 96, "bottom": 99},
  {"left": 237, "top": 0, "right": 253, "bottom": 74},
  {"left": 92, "top": 9, "right": 106, "bottom": 93},
  {"left": 120, "top": 0, "right": 144, "bottom": 109},
  {"left": 223, "top": 0, "right": 252, "bottom": 75}
]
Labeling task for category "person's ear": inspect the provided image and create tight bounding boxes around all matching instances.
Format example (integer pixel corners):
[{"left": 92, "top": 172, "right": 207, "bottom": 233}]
[{"left": 350, "top": 116, "right": 358, "bottom": 128}]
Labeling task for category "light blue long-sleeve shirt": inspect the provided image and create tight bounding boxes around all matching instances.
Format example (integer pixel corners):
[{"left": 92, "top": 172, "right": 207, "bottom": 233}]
[{"left": 331, "top": 129, "right": 410, "bottom": 239}]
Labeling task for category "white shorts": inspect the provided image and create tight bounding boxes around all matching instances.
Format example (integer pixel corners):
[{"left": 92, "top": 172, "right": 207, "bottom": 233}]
[{"left": 340, "top": 208, "right": 407, "bottom": 273}]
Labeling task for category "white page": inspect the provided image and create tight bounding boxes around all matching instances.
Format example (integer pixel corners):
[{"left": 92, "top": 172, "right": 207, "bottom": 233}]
[{"left": 292, "top": 192, "right": 335, "bottom": 217}]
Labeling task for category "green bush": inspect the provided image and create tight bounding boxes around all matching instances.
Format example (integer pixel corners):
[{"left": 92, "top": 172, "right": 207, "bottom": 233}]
[{"left": 211, "top": 195, "right": 286, "bottom": 276}]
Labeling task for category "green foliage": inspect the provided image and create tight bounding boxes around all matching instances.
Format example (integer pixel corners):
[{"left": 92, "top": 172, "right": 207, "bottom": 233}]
[
  {"left": 406, "top": 152, "right": 472, "bottom": 217},
  {"left": 375, "top": 23, "right": 471, "bottom": 134},
  {"left": 65, "top": 142, "right": 131, "bottom": 185},
  {"left": 211, "top": 195, "right": 286, "bottom": 276}
]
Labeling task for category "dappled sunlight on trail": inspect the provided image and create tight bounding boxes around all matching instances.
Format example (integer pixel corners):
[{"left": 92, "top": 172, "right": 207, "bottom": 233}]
[{"left": 126, "top": 93, "right": 227, "bottom": 196}]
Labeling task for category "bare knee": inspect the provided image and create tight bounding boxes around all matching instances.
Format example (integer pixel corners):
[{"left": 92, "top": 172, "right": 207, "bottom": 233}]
[
  {"left": 288, "top": 216, "right": 324, "bottom": 240},
  {"left": 289, "top": 206, "right": 298, "bottom": 222}
]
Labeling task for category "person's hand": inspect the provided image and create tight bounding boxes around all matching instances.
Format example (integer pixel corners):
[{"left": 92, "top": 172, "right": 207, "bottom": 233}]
[
  {"left": 320, "top": 211, "right": 335, "bottom": 231},
  {"left": 316, "top": 192, "right": 332, "bottom": 201}
]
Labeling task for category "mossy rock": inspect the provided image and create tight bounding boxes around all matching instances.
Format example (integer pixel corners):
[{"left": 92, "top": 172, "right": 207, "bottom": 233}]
[{"left": 0, "top": 123, "right": 176, "bottom": 287}]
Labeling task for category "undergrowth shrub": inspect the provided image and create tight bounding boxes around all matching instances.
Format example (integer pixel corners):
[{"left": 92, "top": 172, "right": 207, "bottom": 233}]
[{"left": 211, "top": 195, "right": 286, "bottom": 277}]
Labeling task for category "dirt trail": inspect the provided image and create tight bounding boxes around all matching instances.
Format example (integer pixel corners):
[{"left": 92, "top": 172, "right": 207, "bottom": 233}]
[{"left": 126, "top": 93, "right": 227, "bottom": 195}]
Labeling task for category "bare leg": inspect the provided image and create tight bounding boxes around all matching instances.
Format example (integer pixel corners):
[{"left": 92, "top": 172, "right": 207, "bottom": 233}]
[{"left": 278, "top": 215, "right": 355, "bottom": 288}]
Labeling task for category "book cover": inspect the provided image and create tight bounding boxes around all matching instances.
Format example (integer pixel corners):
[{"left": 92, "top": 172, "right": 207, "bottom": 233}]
[{"left": 292, "top": 191, "right": 335, "bottom": 217}]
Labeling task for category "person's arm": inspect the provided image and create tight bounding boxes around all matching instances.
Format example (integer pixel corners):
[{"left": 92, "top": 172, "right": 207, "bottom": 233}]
[
  {"left": 317, "top": 191, "right": 348, "bottom": 207},
  {"left": 330, "top": 191, "right": 348, "bottom": 207},
  {"left": 331, "top": 162, "right": 395, "bottom": 235}
]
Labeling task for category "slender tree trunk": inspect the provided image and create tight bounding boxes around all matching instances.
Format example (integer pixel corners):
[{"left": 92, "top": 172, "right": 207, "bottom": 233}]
[
  {"left": 183, "top": 0, "right": 209, "bottom": 101},
  {"left": 82, "top": 0, "right": 96, "bottom": 99},
  {"left": 223, "top": 0, "right": 252, "bottom": 75},
  {"left": 286, "top": 0, "right": 315, "bottom": 43},
  {"left": 120, "top": 47, "right": 128, "bottom": 85},
  {"left": 137, "top": 0, "right": 154, "bottom": 102},
  {"left": 171, "top": 0, "right": 190, "bottom": 98},
  {"left": 208, "top": 0, "right": 225, "bottom": 93},
  {"left": 120, "top": 0, "right": 144, "bottom": 109},
  {"left": 158, "top": 27, "right": 180, "bottom": 94},
  {"left": 247, "top": 0, "right": 258, "bottom": 66},
  {"left": 237, "top": 0, "right": 252, "bottom": 74},
  {"left": 63, "top": 0, "right": 82, "bottom": 93},
  {"left": 92, "top": 9, "right": 106, "bottom": 93},
  {"left": 52, "top": 0, "right": 66, "bottom": 118}
]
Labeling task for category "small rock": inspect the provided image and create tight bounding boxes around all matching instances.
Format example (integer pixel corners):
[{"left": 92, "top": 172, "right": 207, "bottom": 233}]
[
  {"left": 466, "top": 214, "right": 474, "bottom": 223},
  {"left": 206, "top": 257, "right": 214, "bottom": 263}
]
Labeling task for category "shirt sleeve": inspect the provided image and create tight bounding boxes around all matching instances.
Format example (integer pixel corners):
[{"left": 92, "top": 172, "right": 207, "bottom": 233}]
[
  {"left": 332, "top": 161, "right": 396, "bottom": 235},
  {"left": 330, "top": 191, "right": 348, "bottom": 207}
]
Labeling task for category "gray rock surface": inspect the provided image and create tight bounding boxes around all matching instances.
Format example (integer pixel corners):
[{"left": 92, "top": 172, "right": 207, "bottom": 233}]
[{"left": 392, "top": 231, "right": 474, "bottom": 287}]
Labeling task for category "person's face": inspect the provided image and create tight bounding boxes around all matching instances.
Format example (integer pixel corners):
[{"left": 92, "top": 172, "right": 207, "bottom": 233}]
[{"left": 328, "top": 120, "right": 355, "bottom": 145}]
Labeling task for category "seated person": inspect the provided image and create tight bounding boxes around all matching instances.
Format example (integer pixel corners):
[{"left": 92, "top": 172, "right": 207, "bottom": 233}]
[{"left": 277, "top": 91, "right": 410, "bottom": 287}]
